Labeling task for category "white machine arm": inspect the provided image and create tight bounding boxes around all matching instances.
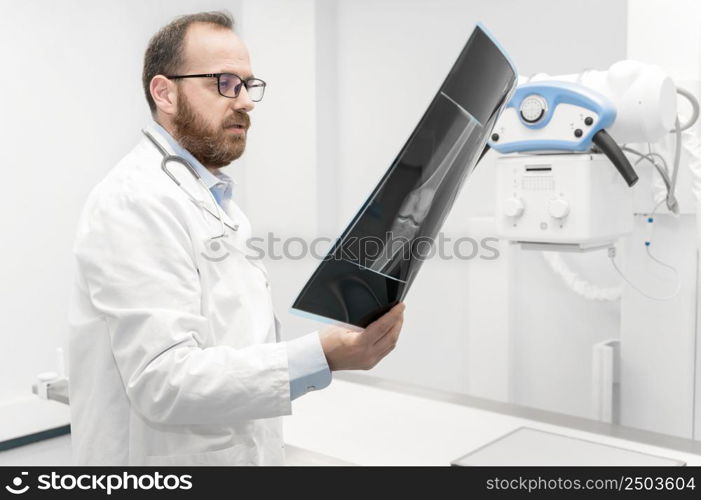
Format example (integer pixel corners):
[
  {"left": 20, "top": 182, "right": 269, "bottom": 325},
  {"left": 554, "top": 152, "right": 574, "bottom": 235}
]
[
  {"left": 525, "top": 60, "right": 677, "bottom": 143},
  {"left": 488, "top": 60, "right": 691, "bottom": 250}
]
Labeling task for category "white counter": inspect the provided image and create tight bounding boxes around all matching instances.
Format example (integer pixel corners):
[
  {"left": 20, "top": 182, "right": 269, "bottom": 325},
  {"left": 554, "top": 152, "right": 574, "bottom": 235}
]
[
  {"left": 3, "top": 376, "right": 700, "bottom": 466},
  {"left": 283, "top": 377, "right": 701, "bottom": 466}
]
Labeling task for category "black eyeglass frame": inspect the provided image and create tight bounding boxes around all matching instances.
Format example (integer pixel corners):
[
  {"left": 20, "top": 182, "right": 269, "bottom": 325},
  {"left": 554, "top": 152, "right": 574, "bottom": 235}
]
[{"left": 165, "top": 73, "right": 266, "bottom": 101}]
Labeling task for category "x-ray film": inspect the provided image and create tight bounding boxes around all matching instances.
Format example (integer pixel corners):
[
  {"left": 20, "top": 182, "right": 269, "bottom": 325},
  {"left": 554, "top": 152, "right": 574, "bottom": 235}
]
[{"left": 292, "top": 24, "right": 517, "bottom": 328}]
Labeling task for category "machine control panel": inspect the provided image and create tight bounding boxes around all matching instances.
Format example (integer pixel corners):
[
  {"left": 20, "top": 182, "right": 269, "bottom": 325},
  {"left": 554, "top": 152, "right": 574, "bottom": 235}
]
[
  {"left": 495, "top": 154, "right": 633, "bottom": 249},
  {"left": 489, "top": 81, "right": 615, "bottom": 154},
  {"left": 519, "top": 94, "right": 548, "bottom": 124}
]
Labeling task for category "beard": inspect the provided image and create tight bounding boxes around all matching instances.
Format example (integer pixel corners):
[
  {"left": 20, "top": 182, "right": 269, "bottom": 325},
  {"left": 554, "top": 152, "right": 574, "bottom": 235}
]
[{"left": 172, "top": 93, "right": 250, "bottom": 169}]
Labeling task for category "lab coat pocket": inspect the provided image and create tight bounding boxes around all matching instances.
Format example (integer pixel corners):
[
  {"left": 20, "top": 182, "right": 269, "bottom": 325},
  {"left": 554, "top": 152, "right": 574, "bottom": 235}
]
[{"left": 143, "top": 443, "right": 256, "bottom": 466}]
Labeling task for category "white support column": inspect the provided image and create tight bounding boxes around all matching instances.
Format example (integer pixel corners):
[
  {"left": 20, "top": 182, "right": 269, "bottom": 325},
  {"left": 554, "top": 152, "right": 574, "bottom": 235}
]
[
  {"left": 237, "top": 1, "right": 340, "bottom": 340},
  {"left": 237, "top": 0, "right": 318, "bottom": 239},
  {"left": 621, "top": 0, "right": 701, "bottom": 440}
]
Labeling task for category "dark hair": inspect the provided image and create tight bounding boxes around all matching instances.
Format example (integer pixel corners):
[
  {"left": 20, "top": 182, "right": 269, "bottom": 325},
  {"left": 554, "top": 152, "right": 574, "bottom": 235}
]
[{"left": 142, "top": 11, "right": 234, "bottom": 114}]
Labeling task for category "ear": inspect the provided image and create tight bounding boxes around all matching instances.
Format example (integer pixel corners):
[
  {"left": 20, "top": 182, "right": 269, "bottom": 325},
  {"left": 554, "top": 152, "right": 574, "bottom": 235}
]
[{"left": 150, "top": 75, "right": 178, "bottom": 116}]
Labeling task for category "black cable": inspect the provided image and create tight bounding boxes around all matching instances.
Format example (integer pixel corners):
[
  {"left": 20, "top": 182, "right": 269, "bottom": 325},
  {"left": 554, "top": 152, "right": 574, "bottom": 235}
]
[{"left": 592, "top": 129, "right": 639, "bottom": 187}]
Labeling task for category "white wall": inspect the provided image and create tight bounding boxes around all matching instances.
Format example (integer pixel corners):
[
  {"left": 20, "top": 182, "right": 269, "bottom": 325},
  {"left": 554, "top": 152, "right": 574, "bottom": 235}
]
[
  {"left": 621, "top": 0, "right": 701, "bottom": 439},
  {"left": 0, "top": 0, "right": 243, "bottom": 403}
]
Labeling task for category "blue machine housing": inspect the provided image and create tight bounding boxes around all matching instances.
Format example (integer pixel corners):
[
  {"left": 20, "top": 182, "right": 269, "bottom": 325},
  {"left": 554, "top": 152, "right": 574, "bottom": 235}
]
[{"left": 489, "top": 81, "right": 617, "bottom": 154}]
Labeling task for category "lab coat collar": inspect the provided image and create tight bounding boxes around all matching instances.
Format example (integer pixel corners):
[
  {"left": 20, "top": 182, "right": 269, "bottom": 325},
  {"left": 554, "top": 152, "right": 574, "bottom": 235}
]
[
  {"left": 143, "top": 122, "right": 241, "bottom": 237},
  {"left": 147, "top": 121, "right": 238, "bottom": 193}
]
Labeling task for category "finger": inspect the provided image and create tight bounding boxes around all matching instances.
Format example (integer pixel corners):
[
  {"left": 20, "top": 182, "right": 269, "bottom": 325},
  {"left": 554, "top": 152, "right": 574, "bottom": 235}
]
[
  {"left": 365, "top": 303, "right": 405, "bottom": 341},
  {"left": 376, "top": 343, "right": 396, "bottom": 364},
  {"left": 366, "top": 341, "right": 396, "bottom": 370},
  {"left": 372, "top": 305, "right": 404, "bottom": 345},
  {"left": 374, "top": 316, "right": 402, "bottom": 349},
  {"left": 372, "top": 308, "right": 403, "bottom": 344}
]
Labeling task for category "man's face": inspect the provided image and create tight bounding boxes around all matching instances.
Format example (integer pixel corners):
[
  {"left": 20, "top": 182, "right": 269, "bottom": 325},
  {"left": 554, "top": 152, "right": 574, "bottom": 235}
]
[{"left": 171, "top": 23, "right": 255, "bottom": 169}]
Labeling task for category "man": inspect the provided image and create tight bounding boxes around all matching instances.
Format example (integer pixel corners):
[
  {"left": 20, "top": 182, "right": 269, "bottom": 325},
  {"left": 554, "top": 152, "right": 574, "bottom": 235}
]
[{"left": 68, "top": 11, "right": 405, "bottom": 466}]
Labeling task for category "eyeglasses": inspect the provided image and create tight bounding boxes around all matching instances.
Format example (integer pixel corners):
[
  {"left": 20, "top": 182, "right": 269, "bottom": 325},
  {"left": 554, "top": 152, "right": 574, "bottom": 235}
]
[{"left": 165, "top": 73, "right": 266, "bottom": 102}]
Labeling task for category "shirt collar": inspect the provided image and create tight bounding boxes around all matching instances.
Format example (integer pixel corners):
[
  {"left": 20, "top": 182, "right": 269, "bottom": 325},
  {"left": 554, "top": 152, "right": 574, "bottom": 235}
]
[{"left": 149, "top": 121, "right": 236, "bottom": 194}]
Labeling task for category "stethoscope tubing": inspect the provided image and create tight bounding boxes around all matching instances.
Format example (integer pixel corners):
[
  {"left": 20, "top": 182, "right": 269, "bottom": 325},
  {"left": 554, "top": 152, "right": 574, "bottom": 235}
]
[{"left": 142, "top": 129, "right": 239, "bottom": 237}]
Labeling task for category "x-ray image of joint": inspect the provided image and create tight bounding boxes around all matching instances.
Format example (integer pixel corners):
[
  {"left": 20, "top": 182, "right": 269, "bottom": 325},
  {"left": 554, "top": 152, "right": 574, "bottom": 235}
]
[
  {"left": 369, "top": 92, "right": 478, "bottom": 275},
  {"left": 292, "top": 25, "right": 517, "bottom": 328}
]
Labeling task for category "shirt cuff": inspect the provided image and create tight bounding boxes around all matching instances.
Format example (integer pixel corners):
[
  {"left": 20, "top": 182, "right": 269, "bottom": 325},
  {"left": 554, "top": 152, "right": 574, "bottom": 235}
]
[{"left": 286, "top": 331, "right": 332, "bottom": 401}]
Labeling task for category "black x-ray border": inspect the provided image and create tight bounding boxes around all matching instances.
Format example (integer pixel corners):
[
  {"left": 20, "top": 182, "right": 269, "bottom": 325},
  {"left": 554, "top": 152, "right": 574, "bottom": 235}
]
[{"left": 292, "top": 24, "right": 517, "bottom": 328}]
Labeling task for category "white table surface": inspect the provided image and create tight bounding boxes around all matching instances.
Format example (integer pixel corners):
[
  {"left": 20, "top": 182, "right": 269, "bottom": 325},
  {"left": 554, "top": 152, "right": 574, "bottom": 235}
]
[
  {"left": 3, "top": 379, "right": 699, "bottom": 466},
  {"left": 283, "top": 379, "right": 701, "bottom": 466}
]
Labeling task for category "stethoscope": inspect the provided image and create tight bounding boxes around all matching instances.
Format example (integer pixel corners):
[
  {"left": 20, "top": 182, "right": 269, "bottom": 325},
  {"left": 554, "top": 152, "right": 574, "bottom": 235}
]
[
  {"left": 141, "top": 129, "right": 273, "bottom": 287},
  {"left": 142, "top": 129, "right": 239, "bottom": 243}
]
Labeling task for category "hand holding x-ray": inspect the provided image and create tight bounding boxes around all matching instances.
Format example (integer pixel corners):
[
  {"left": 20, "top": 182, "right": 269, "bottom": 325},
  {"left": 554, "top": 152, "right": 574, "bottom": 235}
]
[{"left": 318, "top": 303, "right": 405, "bottom": 371}]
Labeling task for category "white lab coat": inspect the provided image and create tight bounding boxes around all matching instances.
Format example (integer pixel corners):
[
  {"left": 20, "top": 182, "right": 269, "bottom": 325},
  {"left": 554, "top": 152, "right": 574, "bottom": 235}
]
[{"left": 68, "top": 126, "right": 292, "bottom": 465}]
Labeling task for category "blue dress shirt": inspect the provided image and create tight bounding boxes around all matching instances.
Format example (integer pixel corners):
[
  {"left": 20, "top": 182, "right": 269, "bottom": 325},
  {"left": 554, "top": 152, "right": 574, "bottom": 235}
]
[{"left": 150, "top": 122, "right": 332, "bottom": 400}]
